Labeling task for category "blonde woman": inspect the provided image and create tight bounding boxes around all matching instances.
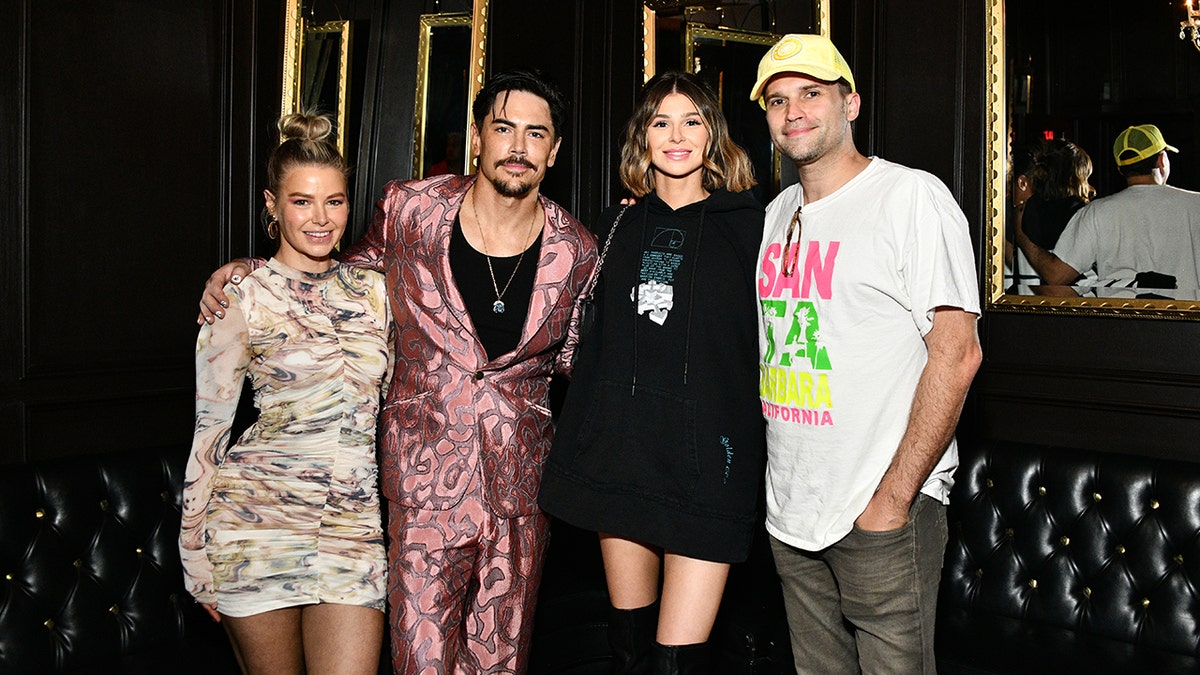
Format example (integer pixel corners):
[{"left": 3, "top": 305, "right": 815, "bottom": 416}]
[{"left": 180, "top": 113, "right": 391, "bottom": 674}]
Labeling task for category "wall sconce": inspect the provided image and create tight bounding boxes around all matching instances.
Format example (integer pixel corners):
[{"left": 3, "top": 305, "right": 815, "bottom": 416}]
[{"left": 1181, "top": 0, "right": 1200, "bottom": 52}]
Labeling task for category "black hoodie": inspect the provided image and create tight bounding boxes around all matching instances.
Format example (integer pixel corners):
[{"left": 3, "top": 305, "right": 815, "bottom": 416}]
[{"left": 540, "top": 188, "right": 767, "bottom": 563}]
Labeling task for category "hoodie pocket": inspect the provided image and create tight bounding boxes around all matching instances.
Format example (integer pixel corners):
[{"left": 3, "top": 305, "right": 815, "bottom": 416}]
[{"left": 571, "top": 380, "right": 699, "bottom": 503}]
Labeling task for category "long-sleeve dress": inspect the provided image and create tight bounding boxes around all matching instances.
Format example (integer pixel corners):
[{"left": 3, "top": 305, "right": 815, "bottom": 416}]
[{"left": 179, "top": 258, "right": 392, "bottom": 617}]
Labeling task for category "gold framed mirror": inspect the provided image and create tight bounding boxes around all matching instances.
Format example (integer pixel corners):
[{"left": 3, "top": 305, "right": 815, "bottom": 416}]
[
  {"left": 281, "top": 0, "right": 351, "bottom": 155},
  {"left": 685, "top": 25, "right": 781, "bottom": 197},
  {"left": 412, "top": 0, "right": 488, "bottom": 180},
  {"left": 413, "top": 13, "right": 471, "bottom": 179},
  {"left": 984, "top": 0, "right": 1200, "bottom": 318}
]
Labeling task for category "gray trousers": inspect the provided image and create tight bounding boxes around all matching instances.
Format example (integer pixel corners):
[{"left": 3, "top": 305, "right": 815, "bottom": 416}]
[{"left": 770, "top": 494, "right": 947, "bottom": 675}]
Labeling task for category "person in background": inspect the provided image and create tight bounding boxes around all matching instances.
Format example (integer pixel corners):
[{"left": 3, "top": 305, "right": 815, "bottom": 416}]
[
  {"left": 1017, "top": 124, "right": 1200, "bottom": 290},
  {"left": 751, "top": 34, "right": 982, "bottom": 674},
  {"left": 1007, "top": 139, "right": 1094, "bottom": 290},
  {"left": 427, "top": 130, "right": 465, "bottom": 176},
  {"left": 196, "top": 70, "right": 598, "bottom": 673},
  {"left": 540, "top": 71, "right": 765, "bottom": 674},
  {"left": 181, "top": 111, "right": 391, "bottom": 675}
]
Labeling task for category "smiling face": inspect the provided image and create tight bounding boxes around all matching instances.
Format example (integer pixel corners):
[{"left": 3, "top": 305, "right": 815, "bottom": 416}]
[
  {"left": 763, "top": 73, "right": 859, "bottom": 167},
  {"left": 646, "top": 92, "right": 709, "bottom": 187},
  {"left": 471, "top": 89, "right": 562, "bottom": 198},
  {"left": 264, "top": 164, "right": 348, "bottom": 273}
]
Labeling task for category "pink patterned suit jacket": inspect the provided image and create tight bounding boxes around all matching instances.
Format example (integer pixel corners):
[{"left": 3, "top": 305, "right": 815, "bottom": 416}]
[{"left": 342, "top": 173, "right": 597, "bottom": 517}]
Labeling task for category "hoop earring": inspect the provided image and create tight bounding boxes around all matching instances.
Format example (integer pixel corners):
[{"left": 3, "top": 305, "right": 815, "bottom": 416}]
[{"left": 267, "top": 216, "right": 279, "bottom": 240}]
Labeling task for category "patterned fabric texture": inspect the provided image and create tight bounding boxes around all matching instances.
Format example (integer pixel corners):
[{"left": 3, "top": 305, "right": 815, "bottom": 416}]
[{"left": 180, "top": 258, "right": 392, "bottom": 617}]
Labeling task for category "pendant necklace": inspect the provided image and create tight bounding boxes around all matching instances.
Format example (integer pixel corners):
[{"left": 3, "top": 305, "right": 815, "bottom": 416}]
[{"left": 470, "top": 188, "right": 540, "bottom": 314}]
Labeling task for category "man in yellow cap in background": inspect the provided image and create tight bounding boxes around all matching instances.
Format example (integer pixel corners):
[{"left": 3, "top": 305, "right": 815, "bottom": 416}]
[
  {"left": 1016, "top": 124, "right": 1200, "bottom": 290},
  {"left": 749, "top": 33, "right": 982, "bottom": 674}
]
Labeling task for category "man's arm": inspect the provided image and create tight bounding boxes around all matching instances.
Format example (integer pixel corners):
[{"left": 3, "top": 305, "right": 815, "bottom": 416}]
[
  {"left": 855, "top": 307, "right": 982, "bottom": 531},
  {"left": 197, "top": 259, "right": 258, "bottom": 324},
  {"left": 1014, "top": 218, "right": 1082, "bottom": 286}
]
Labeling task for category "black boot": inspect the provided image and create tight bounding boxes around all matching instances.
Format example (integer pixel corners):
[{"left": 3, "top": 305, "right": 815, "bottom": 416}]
[
  {"left": 650, "top": 642, "right": 711, "bottom": 675},
  {"left": 608, "top": 602, "right": 659, "bottom": 674}
]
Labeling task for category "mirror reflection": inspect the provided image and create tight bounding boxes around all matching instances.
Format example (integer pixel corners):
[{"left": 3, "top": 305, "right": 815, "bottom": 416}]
[
  {"left": 301, "top": 20, "right": 350, "bottom": 154},
  {"left": 991, "top": 0, "right": 1200, "bottom": 314},
  {"left": 281, "top": 1, "right": 352, "bottom": 155},
  {"left": 414, "top": 14, "right": 471, "bottom": 179}
]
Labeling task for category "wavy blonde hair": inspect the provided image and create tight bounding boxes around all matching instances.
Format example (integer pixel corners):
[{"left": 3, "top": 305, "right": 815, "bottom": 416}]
[{"left": 619, "top": 72, "right": 756, "bottom": 197}]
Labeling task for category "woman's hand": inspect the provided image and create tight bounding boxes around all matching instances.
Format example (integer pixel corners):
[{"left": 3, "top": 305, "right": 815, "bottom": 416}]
[{"left": 201, "top": 602, "right": 221, "bottom": 622}]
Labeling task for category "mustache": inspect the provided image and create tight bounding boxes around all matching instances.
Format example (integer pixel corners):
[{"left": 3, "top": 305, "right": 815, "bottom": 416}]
[{"left": 496, "top": 156, "right": 536, "bottom": 170}]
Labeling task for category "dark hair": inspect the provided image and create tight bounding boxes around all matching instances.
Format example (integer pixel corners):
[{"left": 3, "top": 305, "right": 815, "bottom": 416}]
[
  {"left": 263, "top": 112, "right": 348, "bottom": 231},
  {"left": 471, "top": 69, "right": 568, "bottom": 140},
  {"left": 1029, "top": 138, "right": 1094, "bottom": 202},
  {"left": 1012, "top": 144, "right": 1036, "bottom": 180},
  {"left": 1118, "top": 153, "right": 1160, "bottom": 178},
  {"left": 619, "top": 71, "right": 756, "bottom": 197}
]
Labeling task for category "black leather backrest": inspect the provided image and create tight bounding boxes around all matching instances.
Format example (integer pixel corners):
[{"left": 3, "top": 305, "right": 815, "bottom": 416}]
[
  {"left": 0, "top": 447, "right": 191, "bottom": 673},
  {"left": 942, "top": 442, "right": 1200, "bottom": 656}
]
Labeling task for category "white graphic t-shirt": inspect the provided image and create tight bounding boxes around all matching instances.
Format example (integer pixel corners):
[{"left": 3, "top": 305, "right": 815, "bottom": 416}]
[{"left": 757, "top": 158, "right": 980, "bottom": 551}]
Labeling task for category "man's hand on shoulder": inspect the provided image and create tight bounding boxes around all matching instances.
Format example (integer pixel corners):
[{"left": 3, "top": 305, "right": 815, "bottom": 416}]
[{"left": 197, "top": 260, "right": 252, "bottom": 325}]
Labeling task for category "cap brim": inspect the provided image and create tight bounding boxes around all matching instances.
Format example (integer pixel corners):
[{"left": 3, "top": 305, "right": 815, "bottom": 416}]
[{"left": 750, "top": 67, "right": 849, "bottom": 108}]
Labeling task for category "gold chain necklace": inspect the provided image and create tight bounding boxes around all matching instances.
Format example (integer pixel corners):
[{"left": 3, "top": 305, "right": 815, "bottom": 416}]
[{"left": 470, "top": 188, "right": 540, "bottom": 314}]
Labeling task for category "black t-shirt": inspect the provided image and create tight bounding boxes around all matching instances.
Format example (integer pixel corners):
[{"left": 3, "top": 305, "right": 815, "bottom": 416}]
[{"left": 449, "top": 215, "right": 541, "bottom": 360}]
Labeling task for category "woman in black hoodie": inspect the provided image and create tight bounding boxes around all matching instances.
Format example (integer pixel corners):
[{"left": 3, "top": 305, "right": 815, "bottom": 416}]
[{"left": 539, "top": 71, "right": 765, "bottom": 673}]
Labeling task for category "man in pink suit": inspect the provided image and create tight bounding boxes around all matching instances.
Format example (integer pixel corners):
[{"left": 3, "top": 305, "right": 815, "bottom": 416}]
[{"left": 200, "top": 70, "right": 598, "bottom": 673}]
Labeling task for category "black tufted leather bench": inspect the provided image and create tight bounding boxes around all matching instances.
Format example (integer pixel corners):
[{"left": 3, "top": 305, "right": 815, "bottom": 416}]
[
  {"left": 937, "top": 441, "right": 1200, "bottom": 674},
  {"left": 0, "top": 446, "right": 237, "bottom": 674}
]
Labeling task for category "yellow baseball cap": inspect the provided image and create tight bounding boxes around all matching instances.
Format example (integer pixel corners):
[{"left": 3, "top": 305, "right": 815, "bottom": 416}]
[
  {"left": 749, "top": 34, "right": 856, "bottom": 109},
  {"left": 1112, "top": 124, "right": 1178, "bottom": 166}
]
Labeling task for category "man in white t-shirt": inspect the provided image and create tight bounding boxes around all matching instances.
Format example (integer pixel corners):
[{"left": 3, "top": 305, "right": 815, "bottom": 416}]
[
  {"left": 750, "top": 34, "right": 981, "bottom": 674},
  {"left": 1016, "top": 124, "right": 1200, "bottom": 290}
]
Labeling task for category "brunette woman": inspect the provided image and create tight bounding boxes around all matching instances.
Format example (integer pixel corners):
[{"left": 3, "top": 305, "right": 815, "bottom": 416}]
[{"left": 540, "top": 72, "right": 765, "bottom": 673}]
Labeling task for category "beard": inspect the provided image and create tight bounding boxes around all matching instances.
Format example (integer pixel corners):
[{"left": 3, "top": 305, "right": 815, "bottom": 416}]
[{"left": 491, "top": 175, "right": 534, "bottom": 198}]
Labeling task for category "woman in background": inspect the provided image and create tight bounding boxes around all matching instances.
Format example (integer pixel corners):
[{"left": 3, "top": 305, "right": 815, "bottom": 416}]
[
  {"left": 1009, "top": 138, "right": 1095, "bottom": 288},
  {"left": 540, "top": 72, "right": 765, "bottom": 674},
  {"left": 180, "top": 112, "right": 391, "bottom": 675}
]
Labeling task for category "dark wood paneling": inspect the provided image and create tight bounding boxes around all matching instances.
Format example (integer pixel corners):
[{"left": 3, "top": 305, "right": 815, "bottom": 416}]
[{"left": 2, "top": 0, "right": 281, "bottom": 463}]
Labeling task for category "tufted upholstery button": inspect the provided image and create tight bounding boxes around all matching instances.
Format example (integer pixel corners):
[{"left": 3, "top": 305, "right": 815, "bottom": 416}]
[
  {"left": 1038, "top": 486, "right": 1046, "bottom": 495},
  {"left": 1093, "top": 492, "right": 1102, "bottom": 502},
  {"left": 0, "top": 446, "right": 241, "bottom": 672},
  {"left": 975, "top": 568, "right": 983, "bottom": 577},
  {"left": 474, "top": 370, "right": 485, "bottom": 380},
  {"left": 1150, "top": 499, "right": 1159, "bottom": 509},
  {"left": 986, "top": 478, "right": 994, "bottom": 488},
  {"left": 1083, "top": 587, "right": 1092, "bottom": 598},
  {"left": 1006, "top": 527, "right": 1014, "bottom": 538},
  {"left": 1141, "top": 598, "right": 1150, "bottom": 608},
  {"left": 1028, "top": 579, "right": 1038, "bottom": 589},
  {"left": 1060, "top": 536, "right": 1070, "bottom": 546},
  {"left": 1175, "top": 554, "right": 1184, "bottom": 565},
  {"left": 1116, "top": 545, "right": 1126, "bottom": 554}
]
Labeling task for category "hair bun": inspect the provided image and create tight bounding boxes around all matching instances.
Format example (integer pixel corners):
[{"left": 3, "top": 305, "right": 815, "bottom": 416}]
[{"left": 278, "top": 112, "right": 334, "bottom": 143}]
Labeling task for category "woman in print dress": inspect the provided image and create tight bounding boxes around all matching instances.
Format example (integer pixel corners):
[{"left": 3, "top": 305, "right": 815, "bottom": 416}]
[
  {"left": 179, "top": 112, "right": 391, "bottom": 674},
  {"left": 540, "top": 72, "right": 766, "bottom": 673}
]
